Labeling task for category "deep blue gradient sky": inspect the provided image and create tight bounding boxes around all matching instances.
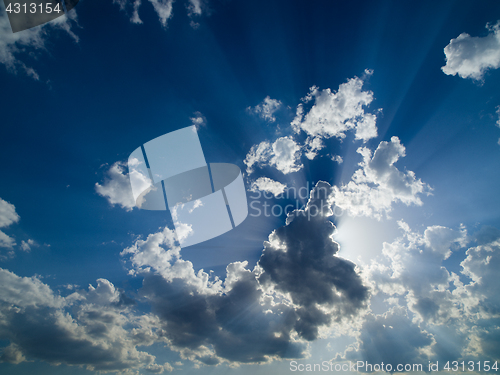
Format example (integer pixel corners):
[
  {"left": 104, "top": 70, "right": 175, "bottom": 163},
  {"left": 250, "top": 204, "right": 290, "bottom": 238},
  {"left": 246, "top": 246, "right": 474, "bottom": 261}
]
[{"left": 1, "top": 0, "right": 500, "bottom": 374}]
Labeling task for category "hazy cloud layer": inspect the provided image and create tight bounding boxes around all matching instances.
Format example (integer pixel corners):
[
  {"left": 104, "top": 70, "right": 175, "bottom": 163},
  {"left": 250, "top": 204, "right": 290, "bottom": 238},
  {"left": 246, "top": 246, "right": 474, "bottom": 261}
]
[
  {"left": 442, "top": 21, "right": 500, "bottom": 80},
  {"left": 331, "top": 137, "right": 430, "bottom": 219}
]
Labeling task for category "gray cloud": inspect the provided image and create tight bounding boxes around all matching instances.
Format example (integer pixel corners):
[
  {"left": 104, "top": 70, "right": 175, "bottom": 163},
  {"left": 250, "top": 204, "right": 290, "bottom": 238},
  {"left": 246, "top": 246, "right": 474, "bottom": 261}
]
[
  {"left": 258, "top": 182, "right": 369, "bottom": 333},
  {"left": 344, "top": 306, "right": 433, "bottom": 368},
  {"left": 0, "top": 269, "right": 164, "bottom": 372},
  {"left": 346, "top": 222, "right": 500, "bottom": 367}
]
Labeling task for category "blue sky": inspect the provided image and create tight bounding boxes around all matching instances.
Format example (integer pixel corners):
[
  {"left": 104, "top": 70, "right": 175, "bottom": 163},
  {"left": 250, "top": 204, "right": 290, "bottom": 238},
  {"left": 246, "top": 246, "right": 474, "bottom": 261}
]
[{"left": 1, "top": 0, "right": 500, "bottom": 374}]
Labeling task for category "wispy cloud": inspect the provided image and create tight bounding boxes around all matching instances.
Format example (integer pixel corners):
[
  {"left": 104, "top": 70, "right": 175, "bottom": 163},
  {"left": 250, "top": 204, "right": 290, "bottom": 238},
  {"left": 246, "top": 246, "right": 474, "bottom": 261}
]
[
  {"left": 0, "top": 2, "right": 78, "bottom": 79},
  {"left": 247, "top": 96, "right": 282, "bottom": 123}
]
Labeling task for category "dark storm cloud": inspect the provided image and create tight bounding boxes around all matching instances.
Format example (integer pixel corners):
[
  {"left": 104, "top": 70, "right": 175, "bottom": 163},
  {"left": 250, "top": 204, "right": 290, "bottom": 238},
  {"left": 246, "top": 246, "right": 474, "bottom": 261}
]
[
  {"left": 0, "top": 270, "right": 159, "bottom": 371},
  {"left": 258, "top": 182, "right": 369, "bottom": 337},
  {"left": 141, "top": 269, "right": 307, "bottom": 364},
  {"left": 136, "top": 182, "right": 369, "bottom": 363}
]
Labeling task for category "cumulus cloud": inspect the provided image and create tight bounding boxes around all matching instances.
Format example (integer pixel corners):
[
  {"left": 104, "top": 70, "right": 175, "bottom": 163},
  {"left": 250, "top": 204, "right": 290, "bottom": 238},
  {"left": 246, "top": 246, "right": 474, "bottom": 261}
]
[
  {"left": 95, "top": 161, "right": 137, "bottom": 211},
  {"left": 250, "top": 177, "right": 287, "bottom": 197},
  {"left": 331, "top": 137, "right": 430, "bottom": 219},
  {"left": 0, "top": 2, "right": 77, "bottom": 78},
  {"left": 244, "top": 72, "right": 379, "bottom": 178},
  {"left": 442, "top": 21, "right": 500, "bottom": 80},
  {"left": 120, "top": 182, "right": 369, "bottom": 364},
  {"left": 244, "top": 136, "right": 302, "bottom": 175},
  {"left": 0, "top": 268, "right": 165, "bottom": 371},
  {"left": 292, "top": 73, "right": 378, "bottom": 144},
  {"left": 247, "top": 96, "right": 282, "bottom": 122}
]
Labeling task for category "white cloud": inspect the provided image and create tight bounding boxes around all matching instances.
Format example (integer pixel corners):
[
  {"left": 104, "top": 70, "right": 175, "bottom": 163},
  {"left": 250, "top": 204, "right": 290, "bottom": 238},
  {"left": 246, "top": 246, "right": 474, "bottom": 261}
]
[
  {"left": 131, "top": 0, "right": 143, "bottom": 24},
  {"left": 187, "top": 0, "right": 203, "bottom": 17},
  {"left": 190, "top": 111, "right": 206, "bottom": 129},
  {"left": 244, "top": 73, "right": 379, "bottom": 179},
  {"left": 0, "top": 197, "right": 19, "bottom": 229},
  {"left": 115, "top": 0, "right": 207, "bottom": 27},
  {"left": 0, "top": 2, "right": 78, "bottom": 78},
  {"left": 0, "top": 197, "right": 19, "bottom": 249},
  {"left": 244, "top": 136, "right": 302, "bottom": 175},
  {"left": 95, "top": 161, "right": 137, "bottom": 211},
  {"left": 0, "top": 231, "right": 15, "bottom": 250},
  {"left": 247, "top": 96, "right": 282, "bottom": 122},
  {"left": 20, "top": 239, "right": 37, "bottom": 252},
  {"left": 148, "top": 0, "right": 175, "bottom": 27},
  {"left": 331, "top": 137, "right": 430, "bottom": 219},
  {"left": 292, "top": 74, "right": 378, "bottom": 144},
  {"left": 332, "top": 155, "right": 343, "bottom": 164},
  {"left": 442, "top": 21, "right": 500, "bottom": 80},
  {"left": 250, "top": 177, "right": 287, "bottom": 197}
]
